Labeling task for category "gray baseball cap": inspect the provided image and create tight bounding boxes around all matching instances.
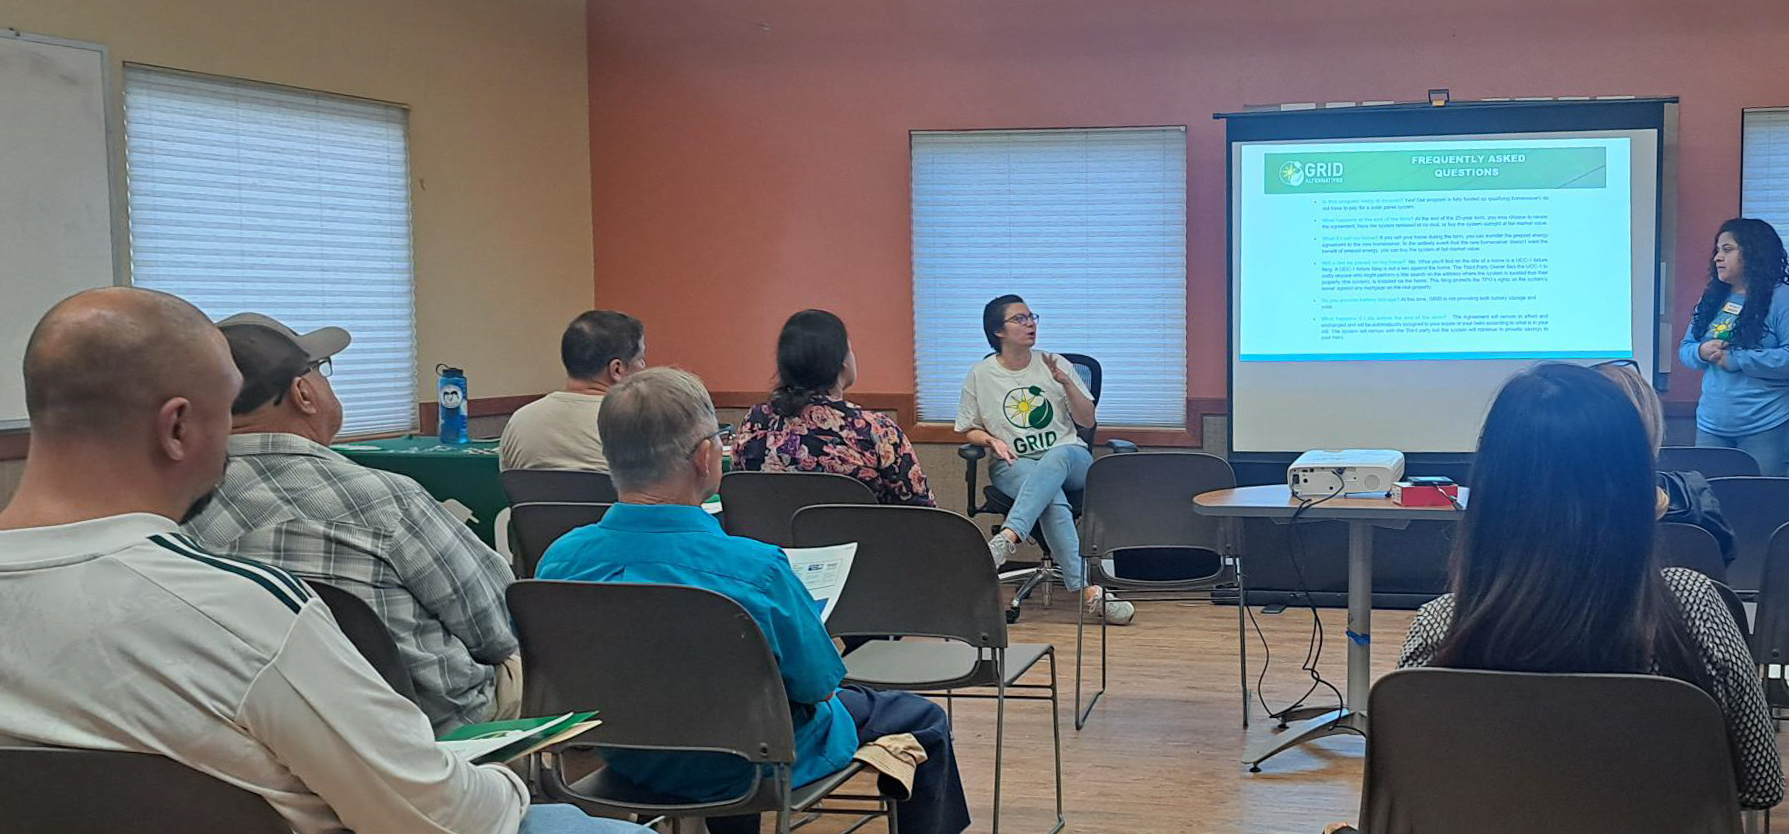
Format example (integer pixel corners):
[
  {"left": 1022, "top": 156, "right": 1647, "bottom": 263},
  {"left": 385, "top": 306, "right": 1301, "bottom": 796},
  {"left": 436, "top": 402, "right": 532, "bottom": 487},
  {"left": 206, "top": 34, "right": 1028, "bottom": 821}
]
[
  {"left": 216, "top": 312, "right": 350, "bottom": 363},
  {"left": 216, "top": 313, "right": 352, "bottom": 415}
]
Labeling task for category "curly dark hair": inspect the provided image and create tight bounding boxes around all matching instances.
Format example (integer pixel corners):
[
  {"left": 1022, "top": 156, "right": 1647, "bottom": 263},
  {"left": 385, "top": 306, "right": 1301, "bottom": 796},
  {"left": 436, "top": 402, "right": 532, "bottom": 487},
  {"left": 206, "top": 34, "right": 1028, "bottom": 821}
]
[{"left": 1688, "top": 218, "right": 1789, "bottom": 349}]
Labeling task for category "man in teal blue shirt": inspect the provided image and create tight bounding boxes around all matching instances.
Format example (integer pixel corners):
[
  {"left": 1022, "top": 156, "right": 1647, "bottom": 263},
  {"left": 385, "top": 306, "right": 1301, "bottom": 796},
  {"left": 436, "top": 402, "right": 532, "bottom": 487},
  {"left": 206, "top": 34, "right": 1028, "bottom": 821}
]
[{"left": 537, "top": 368, "right": 968, "bottom": 834}]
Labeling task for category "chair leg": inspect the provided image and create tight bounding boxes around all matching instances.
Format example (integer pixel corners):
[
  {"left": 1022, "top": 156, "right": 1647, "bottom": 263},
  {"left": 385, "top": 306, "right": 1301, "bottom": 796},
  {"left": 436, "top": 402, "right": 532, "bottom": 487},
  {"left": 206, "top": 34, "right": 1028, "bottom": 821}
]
[
  {"left": 776, "top": 771, "right": 795, "bottom": 834},
  {"left": 992, "top": 651, "right": 1007, "bottom": 834},
  {"left": 1074, "top": 584, "right": 1107, "bottom": 730},
  {"left": 884, "top": 795, "right": 900, "bottom": 834},
  {"left": 1048, "top": 650, "right": 1065, "bottom": 833}
]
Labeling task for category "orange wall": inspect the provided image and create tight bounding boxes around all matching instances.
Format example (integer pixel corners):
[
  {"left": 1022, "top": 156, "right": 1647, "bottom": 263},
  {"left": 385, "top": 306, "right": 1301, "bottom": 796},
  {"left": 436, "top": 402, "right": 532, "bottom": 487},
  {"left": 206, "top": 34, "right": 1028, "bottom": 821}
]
[{"left": 588, "top": 0, "right": 1789, "bottom": 409}]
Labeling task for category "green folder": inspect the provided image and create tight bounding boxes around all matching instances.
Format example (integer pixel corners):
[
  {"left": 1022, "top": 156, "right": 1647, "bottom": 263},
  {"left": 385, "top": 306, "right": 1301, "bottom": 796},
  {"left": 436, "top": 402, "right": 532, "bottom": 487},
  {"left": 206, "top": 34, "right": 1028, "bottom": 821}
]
[{"left": 436, "top": 710, "right": 600, "bottom": 765}]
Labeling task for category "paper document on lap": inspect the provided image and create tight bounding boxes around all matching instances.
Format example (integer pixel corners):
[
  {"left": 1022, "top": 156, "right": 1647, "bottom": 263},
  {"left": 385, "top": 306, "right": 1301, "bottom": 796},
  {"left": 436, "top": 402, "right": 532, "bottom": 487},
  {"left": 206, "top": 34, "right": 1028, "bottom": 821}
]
[{"left": 784, "top": 543, "right": 856, "bottom": 622}]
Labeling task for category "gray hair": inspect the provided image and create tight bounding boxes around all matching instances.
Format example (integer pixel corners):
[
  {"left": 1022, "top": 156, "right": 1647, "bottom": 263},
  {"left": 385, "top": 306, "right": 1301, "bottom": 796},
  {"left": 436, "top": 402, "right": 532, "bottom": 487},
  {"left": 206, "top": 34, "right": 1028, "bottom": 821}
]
[{"left": 598, "top": 367, "right": 718, "bottom": 492}]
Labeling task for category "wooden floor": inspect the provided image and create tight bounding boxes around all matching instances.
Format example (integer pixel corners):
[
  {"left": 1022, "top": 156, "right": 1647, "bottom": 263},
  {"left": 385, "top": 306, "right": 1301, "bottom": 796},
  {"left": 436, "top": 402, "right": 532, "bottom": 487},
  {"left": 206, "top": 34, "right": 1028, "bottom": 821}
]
[{"left": 792, "top": 595, "right": 1789, "bottom": 834}]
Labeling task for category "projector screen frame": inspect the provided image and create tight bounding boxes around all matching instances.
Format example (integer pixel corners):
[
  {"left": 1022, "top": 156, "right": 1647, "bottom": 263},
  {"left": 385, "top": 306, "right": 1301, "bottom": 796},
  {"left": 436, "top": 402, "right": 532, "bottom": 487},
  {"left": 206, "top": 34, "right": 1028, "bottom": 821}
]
[{"left": 1215, "top": 97, "right": 1678, "bottom": 469}]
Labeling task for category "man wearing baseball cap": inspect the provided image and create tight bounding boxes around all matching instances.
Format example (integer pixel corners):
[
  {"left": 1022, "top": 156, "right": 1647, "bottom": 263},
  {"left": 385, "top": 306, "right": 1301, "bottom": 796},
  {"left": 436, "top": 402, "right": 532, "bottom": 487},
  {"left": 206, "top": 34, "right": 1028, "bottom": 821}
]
[{"left": 185, "top": 312, "right": 521, "bottom": 732}]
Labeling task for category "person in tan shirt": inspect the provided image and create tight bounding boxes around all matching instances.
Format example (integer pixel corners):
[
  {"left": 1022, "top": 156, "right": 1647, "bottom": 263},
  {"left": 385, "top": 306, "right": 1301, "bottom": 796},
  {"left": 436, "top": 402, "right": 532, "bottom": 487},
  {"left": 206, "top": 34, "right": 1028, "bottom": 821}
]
[{"left": 500, "top": 310, "right": 645, "bottom": 472}]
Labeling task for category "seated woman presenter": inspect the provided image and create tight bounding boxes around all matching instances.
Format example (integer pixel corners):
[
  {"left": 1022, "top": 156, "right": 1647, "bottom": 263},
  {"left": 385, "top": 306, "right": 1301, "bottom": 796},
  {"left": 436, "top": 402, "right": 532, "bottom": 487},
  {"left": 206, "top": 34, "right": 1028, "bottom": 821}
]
[
  {"left": 1680, "top": 217, "right": 1789, "bottom": 476},
  {"left": 1597, "top": 359, "right": 1736, "bottom": 566},
  {"left": 957, "top": 294, "right": 1133, "bottom": 625},
  {"left": 734, "top": 309, "right": 936, "bottom": 506},
  {"left": 1398, "top": 362, "right": 1780, "bottom": 810}
]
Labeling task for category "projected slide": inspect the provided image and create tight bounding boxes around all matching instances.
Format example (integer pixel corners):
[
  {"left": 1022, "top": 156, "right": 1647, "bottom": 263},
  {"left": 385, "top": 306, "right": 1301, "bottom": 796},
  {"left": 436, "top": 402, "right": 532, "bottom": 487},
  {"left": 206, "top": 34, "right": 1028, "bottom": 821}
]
[{"left": 1236, "top": 137, "right": 1633, "bottom": 362}]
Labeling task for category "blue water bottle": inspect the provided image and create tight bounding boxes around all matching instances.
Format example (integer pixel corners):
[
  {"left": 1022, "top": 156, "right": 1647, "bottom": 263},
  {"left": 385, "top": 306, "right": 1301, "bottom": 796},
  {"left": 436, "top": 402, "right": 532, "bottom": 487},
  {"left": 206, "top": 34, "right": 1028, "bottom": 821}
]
[{"left": 436, "top": 364, "right": 469, "bottom": 444}]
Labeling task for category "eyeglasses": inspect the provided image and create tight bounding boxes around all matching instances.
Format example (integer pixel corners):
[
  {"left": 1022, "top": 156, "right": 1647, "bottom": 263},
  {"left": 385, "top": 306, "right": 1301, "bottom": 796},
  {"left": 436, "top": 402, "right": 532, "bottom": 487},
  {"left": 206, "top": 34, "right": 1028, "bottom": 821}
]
[
  {"left": 687, "top": 425, "right": 734, "bottom": 457},
  {"left": 1005, "top": 313, "right": 1041, "bottom": 326},
  {"left": 267, "top": 357, "right": 333, "bottom": 407},
  {"left": 1592, "top": 358, "right": 1640, "bottom": 371}
]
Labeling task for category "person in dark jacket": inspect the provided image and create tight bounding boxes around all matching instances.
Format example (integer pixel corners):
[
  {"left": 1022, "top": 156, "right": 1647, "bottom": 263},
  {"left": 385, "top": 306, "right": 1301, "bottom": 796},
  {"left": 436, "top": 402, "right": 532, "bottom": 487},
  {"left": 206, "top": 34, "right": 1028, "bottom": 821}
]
[{"left": 1599, "top": 360, "right": 1737, "bottom": 565}]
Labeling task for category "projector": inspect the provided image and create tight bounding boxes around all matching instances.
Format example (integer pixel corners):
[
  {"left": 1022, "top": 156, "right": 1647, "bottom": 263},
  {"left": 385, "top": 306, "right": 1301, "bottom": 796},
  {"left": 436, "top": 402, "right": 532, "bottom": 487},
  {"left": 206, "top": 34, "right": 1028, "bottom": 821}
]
[{"left": 1288, "top": 449, "right": 1406, "bottom": 499}]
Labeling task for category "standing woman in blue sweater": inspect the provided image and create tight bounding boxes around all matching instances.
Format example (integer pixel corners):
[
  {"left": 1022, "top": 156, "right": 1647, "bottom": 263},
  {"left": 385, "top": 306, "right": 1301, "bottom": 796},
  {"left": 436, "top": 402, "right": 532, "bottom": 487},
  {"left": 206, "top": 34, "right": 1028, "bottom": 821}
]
[{"left": 1681, "top": 217, "right": 1789, "bottom": 476}]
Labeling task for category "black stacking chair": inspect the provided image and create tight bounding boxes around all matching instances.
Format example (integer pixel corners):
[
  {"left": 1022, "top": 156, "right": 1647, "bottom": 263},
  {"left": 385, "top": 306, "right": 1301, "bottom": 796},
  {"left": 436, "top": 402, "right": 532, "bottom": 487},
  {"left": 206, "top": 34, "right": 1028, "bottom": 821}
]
[
  {"left": 507, "top": 581, "right": 894, "bottom": 834},
  {"left": 0, "top": 746, "right": 287, "bottom": 833},
  {"left": 1361, "top": 668, "right": 1746, "bottom": 834}
]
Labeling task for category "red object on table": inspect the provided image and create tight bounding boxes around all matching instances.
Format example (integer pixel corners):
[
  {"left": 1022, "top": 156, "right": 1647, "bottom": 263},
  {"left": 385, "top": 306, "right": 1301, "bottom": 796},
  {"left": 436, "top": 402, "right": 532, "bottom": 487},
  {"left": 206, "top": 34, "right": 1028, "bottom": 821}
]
[{"left": 1391, "top": 482, "right": 1459, "bottom": 507}]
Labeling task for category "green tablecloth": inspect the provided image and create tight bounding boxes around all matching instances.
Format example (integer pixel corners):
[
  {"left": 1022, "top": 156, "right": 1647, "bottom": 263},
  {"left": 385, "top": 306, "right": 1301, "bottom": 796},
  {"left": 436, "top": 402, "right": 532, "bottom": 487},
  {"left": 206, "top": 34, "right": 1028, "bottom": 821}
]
[{"left": 332, "top": 435, "right": 504, "bottom": 546}]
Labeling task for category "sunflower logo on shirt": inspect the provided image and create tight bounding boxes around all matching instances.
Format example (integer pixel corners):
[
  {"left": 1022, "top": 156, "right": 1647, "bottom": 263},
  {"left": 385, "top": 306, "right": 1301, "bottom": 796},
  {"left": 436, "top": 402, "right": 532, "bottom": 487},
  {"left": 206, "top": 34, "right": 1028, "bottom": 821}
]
[
  {"left": 1003, "top": 386, "right": 1055, "bottom": 430},
  {"left": 1711, "top": 320, "right": 1735, "bottom": 344}
]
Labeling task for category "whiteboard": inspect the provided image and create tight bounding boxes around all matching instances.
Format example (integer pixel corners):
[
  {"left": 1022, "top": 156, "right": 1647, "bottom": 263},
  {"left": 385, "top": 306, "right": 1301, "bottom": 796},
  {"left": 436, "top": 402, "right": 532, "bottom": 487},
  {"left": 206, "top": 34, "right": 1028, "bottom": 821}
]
[{"left": 0, "top": 31, "right": 119, "bottom": 429}]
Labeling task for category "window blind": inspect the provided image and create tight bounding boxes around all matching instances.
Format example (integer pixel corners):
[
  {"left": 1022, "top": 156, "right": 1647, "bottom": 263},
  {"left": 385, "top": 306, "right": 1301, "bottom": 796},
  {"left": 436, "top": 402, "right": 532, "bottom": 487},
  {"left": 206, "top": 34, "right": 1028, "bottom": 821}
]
[
  {"left": 912, "top": 127, "right": 1188, "bottom": 427},
  {"left": 124, "top": 66, "right": 418, "bottom": 437},
  {"left": 1743, "top": 109, "right": 1789, "bottom": 253}
]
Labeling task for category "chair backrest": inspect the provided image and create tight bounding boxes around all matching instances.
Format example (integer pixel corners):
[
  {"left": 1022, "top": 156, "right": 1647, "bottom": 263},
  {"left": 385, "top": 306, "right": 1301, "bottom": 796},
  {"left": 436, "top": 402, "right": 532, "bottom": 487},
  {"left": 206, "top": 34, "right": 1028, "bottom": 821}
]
[
  {"left": 791, "top": 504, "right": 1007, "bottom": 647},
  {"left": 719, "top": 471, "right": 877, "bottom": 547},
  {"left": 304, "top": 579, "right": 419, "bottom": 704},
  {"left": 1750, "top": 522, "right": 1789, "bottom": 668},
  {"left": 0, "top": 746, "right": 288, "bottom": 833},
  {"left": 500, "top": 468, "right": 619, "bottom": 505},
  {"left": 1081, "top": 452, "right": 1234, "bottom": 586},
  {"left": 506, "top": 580, "right": 796, "bottom": 764},
  {"left": 1362, "top": 668, "right": 1741, "bottom": 834},
  {"left": 1706, "top": 476, "right": 1789, "bottom": 592},
  {"left": 1058, "top": 352, "right": 1102, "bottom": 445},
  {"left": 1657, "top": 521, "right": 1728, "bottom": 583},
  {"left": 510, "top": 502, "right": 611, "bottom": 578},
  {"left": 1660, "top": 446, "right": 1762, "bottom": 479}
]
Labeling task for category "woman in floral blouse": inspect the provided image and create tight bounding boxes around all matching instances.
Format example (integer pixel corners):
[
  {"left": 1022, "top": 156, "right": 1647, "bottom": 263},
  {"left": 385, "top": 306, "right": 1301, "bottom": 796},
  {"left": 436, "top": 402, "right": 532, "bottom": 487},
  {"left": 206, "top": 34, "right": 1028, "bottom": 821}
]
[{"left": 734, "top": 310, "right": 935, "bottom": 506}]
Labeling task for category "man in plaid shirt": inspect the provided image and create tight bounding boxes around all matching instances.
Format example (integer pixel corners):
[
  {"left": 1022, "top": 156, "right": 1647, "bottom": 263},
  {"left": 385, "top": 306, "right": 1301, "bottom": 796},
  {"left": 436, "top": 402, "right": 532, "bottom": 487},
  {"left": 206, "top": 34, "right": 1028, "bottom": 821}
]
[{"left": 185, "top": 313, "right": 519, "bottom": 732}]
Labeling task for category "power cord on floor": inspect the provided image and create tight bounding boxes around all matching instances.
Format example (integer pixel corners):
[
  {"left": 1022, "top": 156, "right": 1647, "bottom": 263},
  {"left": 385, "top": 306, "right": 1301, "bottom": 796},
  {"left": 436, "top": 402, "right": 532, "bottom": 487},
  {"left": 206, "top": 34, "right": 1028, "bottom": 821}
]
[{"left": 1247, "top": 471, "right": 1347, "bottom": 724}]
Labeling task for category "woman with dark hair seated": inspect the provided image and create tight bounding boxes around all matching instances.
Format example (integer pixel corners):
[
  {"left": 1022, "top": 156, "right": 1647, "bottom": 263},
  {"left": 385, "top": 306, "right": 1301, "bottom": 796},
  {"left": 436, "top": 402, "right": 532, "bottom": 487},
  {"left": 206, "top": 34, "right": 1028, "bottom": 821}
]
[
  {"left": 734, "top": 310, "right": 935, "bottom": 506},
  {"left": 1399, "top": 363, "right": 1780, "bottom": 810},
  {"left": 957, "top": 294, "right": 1133, "bottom": 625}
]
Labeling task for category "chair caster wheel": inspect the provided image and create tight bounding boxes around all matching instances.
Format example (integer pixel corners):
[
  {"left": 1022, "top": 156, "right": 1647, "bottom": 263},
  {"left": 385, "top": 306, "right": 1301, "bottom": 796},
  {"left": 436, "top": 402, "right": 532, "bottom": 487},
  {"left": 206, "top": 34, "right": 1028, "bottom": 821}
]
[
  {"left": 1005, "top": 607, "right": 1021, "bottom": 624},
  {"left": 1249, "top": 765, "right": 1261, "bottom": 773}
]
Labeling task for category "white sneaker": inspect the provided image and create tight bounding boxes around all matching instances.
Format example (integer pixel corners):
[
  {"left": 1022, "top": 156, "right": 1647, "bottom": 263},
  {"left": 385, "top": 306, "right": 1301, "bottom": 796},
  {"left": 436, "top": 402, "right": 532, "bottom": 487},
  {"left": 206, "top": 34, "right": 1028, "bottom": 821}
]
[
  {"left": 987, "top": 533, "right": 1016, "bottom": 569},
  {"left": 1086, "top": 587, "right": 1136, "bottom": 625}
]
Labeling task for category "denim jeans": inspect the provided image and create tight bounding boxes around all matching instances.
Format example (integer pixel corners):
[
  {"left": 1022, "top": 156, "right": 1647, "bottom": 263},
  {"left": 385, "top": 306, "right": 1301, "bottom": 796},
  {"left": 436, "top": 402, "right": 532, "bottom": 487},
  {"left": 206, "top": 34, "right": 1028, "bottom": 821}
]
[
  {"left": 1697, "top": 420, "right": 1789, "bottom": 477},
  {"left": 519, "top": 804, "right": 653, "bottom": 834},
  {"left": 989, "top": 443, "right": 1094, "bottom": 591}
]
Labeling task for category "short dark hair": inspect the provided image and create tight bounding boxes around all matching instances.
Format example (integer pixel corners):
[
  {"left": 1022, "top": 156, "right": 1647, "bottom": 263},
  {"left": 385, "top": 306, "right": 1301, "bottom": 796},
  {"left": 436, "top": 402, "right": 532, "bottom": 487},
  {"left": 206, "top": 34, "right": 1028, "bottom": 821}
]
[
  {"left": 561, "top": 310, "right": 644, "bottom": 380},
  {"left": 769, "top": 310, "right": 850, "bottom": 417},
  {"left": 982, "top": 294, "right": 1025, "bottom": 351}
]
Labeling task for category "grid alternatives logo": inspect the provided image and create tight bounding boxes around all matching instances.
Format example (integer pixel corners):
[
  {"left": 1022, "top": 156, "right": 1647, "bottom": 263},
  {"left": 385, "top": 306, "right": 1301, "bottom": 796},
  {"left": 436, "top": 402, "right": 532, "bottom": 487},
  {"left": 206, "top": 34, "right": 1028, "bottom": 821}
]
[
  {"left": 1002, "top": 386, "right": 1055, "bottom": 430},
  {"left": 1278, "top": 161, "right": 1306, "bottom": 187},
  {"left": 1276, "top": 159, "right": 1344, "bottom": 187}
]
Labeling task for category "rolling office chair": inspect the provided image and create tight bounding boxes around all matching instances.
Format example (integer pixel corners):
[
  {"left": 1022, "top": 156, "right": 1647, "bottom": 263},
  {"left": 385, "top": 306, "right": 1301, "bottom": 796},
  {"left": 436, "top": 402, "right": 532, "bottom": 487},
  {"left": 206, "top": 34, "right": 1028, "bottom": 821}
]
[{"left": 956, "top": 353, "right": 1136, "bottom": 622}]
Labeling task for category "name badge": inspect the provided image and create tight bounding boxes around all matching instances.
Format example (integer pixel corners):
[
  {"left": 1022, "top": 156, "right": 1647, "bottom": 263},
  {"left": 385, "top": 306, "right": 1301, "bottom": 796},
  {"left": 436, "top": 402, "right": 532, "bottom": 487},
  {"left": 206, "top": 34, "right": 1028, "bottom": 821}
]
[{"left": 1723, "top": 301, "right": 1744, "bottom": 315}]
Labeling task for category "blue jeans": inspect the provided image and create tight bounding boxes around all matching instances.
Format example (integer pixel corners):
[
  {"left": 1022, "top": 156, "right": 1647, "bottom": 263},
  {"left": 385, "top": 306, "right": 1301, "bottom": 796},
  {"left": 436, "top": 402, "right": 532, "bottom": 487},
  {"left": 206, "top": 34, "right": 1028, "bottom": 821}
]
[
  {"left": 1697, "top": 421, "right": 1789, "bottom": 477},
  {"left": 519, "top": 804, "right": 653, "bottom": 834},
  {"left": 990, "top": 444, "right": 1094, "bottom": 592}
]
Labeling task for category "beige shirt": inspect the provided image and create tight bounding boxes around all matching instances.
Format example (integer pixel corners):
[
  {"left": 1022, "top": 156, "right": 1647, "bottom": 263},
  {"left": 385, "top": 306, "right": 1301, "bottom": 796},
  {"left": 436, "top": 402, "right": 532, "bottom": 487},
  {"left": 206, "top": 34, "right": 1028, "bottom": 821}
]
[
  {"left": 0, "top": 513, "right": 530, "bottom": 834},
  {"left": 499, "top": 390, "right": 607, "bottom": 472},
  {"left": 954, "top": 352, "right": 1093, "bottom": 458}
]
